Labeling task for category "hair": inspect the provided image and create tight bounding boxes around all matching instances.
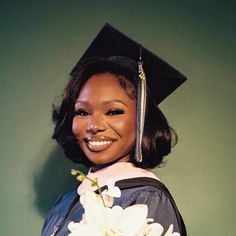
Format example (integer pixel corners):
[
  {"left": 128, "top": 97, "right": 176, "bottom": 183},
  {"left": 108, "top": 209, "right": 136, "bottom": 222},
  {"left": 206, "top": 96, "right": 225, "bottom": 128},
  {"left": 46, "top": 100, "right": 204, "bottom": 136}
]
[{"left": 52, "top": 56, "right": 177, "bottom": 169}]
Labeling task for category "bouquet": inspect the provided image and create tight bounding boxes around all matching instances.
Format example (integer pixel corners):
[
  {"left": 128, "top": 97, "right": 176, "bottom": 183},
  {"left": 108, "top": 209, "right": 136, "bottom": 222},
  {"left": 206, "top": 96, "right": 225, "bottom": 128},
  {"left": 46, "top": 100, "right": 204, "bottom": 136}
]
[{"left": 68, "top": 169, "right": 180, "bottom": 236}]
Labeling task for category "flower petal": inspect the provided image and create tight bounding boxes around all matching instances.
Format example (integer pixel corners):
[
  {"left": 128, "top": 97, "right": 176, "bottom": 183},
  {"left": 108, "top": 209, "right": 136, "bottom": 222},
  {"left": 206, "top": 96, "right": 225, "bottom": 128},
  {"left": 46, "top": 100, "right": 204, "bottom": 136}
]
[
  {"left": 145, "top": 223, "right": 164, "bottom": 236},
  {"left": 68, "top": 223, "right": 101, "bottom": 236},
  {"left": 106, "top": 186, "right": 121, "bottom": 198},
  {"left": 103, "top": 179, "right": 121, "bottom": 198},
  {"left": 80, "top": 191, "right": 108, "bottom": 229},
  {"left": 101, "top": 193, "right": 114, "bottom": 207},
  {"left": 163, "top": 224, "right": 180, "bottom": 236},
  {"left": 112, "top": 204, "right": 148, "bottom": 235}
]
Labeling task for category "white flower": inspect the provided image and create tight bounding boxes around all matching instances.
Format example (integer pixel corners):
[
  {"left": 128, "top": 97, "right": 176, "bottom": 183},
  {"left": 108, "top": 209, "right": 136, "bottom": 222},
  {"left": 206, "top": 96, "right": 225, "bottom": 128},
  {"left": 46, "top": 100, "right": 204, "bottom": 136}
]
[
  {"left": 68, "top": 179, "right": 180, "bottom": 236},
  {"left": 69, "top": 191, "right": 152, "bottom": 235},
  {"left": 101, "top": 179, "right": 121, "bottom": 207},
  {"left": 103, "top": 179, "right": 122, "bottom": 198}
]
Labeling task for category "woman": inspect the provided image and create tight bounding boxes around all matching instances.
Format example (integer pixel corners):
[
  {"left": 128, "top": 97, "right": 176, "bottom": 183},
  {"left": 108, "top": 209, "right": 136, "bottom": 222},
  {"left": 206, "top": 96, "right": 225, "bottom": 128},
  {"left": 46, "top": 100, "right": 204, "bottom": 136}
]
[{"left": 41, "top": 24, "right": 187, "bottom": 236}]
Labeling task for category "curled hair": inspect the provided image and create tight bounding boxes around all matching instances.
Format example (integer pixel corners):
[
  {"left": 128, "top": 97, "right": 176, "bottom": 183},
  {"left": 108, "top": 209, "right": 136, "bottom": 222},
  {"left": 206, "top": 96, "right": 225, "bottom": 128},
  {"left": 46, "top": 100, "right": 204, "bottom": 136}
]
[{"left": 52, "top": 57, "right": 177, "bottom": 169}]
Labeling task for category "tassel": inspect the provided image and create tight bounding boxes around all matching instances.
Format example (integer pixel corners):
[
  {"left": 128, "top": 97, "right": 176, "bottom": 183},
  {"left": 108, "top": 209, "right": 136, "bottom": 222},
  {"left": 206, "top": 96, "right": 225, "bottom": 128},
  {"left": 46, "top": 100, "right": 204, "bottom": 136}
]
[{"left": 135, "top": 45, "right": 147, "bottom": 162}]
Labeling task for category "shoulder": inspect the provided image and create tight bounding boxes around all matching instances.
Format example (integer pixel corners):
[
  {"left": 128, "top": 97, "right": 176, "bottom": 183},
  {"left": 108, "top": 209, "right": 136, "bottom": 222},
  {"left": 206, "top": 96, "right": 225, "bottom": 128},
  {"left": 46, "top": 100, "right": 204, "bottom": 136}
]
[
  {"left": 115, "top": 177, "right": 174, "bottom": 203},
  {"left": 114, "top": 177, "right": 185, "bottom": 234},
  {"left": 114, "top": 177, "right": 178, "bottom": 211},
  {"left": 118, "top": 184, "right": 175, "bottom": 210},
  {"left": 48, "top": 190, "right": 78, "bottom": 215},
  {"left": 41, "top": 190, "right": 79, "bottom": 236}
]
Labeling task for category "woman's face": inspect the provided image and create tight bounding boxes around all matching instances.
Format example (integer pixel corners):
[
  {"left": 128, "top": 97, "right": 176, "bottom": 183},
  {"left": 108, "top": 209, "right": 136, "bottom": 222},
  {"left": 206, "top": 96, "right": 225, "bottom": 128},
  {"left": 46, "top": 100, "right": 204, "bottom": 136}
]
[{"left": 72, "top": 72, "right": 136, "bottom": 165}]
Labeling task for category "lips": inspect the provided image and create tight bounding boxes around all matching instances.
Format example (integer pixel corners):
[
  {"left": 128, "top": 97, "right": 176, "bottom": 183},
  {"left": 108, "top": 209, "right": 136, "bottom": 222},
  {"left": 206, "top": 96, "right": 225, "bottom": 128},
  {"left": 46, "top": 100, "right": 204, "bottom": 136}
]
[{"left": 84, "top": 136, "right": 115, "bottom": 152}]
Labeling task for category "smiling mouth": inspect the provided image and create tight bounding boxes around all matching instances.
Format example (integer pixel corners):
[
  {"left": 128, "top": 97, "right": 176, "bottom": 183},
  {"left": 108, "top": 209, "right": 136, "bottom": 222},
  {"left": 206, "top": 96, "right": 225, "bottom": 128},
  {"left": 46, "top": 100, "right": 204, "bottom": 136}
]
[
  {"left": 85, "top": 139, "right": 114, "bottom": 152},
  {"left": 89, "top": 140, "right": 112, "bottom": 146}
]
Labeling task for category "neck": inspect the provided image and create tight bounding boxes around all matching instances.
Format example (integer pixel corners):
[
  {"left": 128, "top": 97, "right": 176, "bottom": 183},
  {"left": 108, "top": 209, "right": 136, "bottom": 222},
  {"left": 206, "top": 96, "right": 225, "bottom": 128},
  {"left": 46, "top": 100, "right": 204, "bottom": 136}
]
[{"left": 91, "top": 153, "right": 131, "bottom": 172}]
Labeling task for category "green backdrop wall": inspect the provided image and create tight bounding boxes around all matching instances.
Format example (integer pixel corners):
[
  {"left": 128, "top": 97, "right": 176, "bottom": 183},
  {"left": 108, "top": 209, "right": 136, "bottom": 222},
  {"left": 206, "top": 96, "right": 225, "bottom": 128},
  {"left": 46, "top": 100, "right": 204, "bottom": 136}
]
[{"left": 0, "top": 1, "right": 235, "bottom": 235}]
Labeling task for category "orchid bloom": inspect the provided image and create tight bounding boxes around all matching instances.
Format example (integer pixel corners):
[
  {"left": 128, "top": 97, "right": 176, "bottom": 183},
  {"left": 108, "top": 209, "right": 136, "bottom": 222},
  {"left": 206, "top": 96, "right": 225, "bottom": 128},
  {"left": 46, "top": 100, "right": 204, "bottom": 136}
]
[
  {"left": 69, "top": 172, "right": 180, "bottom": 236},
  {"left": 101, "top": 179, "right": 121, "bottom": 207},
  {"left": 68, "top": 190, "right": 180, "bottom": 236},
  {"left": 68, "top": 191, "right": 148, "bottom": 235}
]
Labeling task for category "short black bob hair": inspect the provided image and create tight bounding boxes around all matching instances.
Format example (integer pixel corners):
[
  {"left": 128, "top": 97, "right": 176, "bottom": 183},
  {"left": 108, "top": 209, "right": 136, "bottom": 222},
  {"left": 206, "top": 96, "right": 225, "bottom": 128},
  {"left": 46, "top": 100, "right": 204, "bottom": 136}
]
[{"left": 52, "top": 56, "right": 177, "bottom": 169}]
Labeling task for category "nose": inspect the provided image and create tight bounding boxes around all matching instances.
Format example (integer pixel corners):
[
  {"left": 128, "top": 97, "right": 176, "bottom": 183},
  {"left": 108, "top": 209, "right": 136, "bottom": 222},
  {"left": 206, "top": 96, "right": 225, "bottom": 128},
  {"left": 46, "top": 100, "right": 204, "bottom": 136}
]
[{"left": 86, "top": 116, "right": 106, "bottom": 134}]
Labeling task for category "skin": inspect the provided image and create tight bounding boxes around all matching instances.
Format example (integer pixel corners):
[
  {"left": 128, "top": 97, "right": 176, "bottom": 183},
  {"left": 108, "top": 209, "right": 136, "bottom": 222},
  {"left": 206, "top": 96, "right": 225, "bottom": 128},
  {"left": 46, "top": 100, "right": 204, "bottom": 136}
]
[{"left": 72, "top": 72, "right": 136, "bottom": 165}]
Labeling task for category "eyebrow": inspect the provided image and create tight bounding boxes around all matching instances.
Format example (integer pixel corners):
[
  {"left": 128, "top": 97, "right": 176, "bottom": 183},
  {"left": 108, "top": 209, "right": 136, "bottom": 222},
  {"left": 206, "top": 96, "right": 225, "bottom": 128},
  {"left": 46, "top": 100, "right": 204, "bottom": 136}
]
[{"left": 75, "top": 99, "right": 128, "bottom": 107}]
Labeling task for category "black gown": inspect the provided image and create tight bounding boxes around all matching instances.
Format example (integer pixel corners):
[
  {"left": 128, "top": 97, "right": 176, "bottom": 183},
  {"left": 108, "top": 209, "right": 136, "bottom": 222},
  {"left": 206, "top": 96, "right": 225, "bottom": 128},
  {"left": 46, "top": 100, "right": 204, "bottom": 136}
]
[{"left": 41, "top": 177, "right": 187, "bottom": 236}]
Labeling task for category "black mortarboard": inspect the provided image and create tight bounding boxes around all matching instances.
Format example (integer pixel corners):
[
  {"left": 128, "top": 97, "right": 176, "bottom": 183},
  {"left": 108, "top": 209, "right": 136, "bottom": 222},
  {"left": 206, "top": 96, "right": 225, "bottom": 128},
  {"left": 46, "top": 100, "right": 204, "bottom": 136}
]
[
  {"left": 70, "top": 23, "right": 187, "bottom": 105},
  {"left": 70, "top": 23, "right": 187, "bottom": 162}
]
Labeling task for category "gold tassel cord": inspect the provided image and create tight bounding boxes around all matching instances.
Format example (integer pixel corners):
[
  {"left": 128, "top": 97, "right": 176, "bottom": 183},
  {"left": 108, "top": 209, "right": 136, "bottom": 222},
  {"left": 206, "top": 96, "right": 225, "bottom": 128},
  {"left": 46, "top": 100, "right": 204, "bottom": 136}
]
[{"left": 135, "top": 60, "right": 146, "bottom": 162}]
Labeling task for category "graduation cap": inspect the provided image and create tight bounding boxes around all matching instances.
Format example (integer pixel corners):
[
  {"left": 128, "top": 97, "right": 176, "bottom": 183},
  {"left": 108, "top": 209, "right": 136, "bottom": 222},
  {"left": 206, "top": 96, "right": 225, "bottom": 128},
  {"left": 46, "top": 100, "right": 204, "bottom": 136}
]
[{"left": 70, "top": 23, "right": 187, "bottom": 162}]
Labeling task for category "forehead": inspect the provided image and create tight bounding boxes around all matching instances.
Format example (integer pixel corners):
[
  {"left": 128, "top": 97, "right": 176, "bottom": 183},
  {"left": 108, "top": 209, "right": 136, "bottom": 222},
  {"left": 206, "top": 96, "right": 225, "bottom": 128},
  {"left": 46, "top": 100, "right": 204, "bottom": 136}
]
[{"left": 77, "top": 73, "right": 136, "bottom": 102}]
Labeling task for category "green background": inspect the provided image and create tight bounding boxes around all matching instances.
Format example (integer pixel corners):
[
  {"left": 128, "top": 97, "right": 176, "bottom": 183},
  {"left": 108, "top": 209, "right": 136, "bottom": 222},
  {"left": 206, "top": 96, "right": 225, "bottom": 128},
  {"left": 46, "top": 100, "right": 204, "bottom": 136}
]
[{"left": 0, "top": 1, "right": 235, "bottom": 235}]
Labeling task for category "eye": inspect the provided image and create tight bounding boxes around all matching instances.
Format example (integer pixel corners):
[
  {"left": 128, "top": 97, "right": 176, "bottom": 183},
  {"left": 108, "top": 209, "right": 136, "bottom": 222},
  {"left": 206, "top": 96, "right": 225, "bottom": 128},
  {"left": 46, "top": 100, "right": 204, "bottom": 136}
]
[
  {"left": 74, "top": 109, "right": 90, "bottom": 116},
  {"left": 106, "top": 109, "right": 124, "bottom": 116}
]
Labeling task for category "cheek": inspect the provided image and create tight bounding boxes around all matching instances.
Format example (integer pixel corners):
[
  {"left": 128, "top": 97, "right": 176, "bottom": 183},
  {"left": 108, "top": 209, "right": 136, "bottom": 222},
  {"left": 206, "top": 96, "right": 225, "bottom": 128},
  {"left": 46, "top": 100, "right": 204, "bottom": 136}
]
[
  {"left": 127, "top": 120, "right": 136, "bottom": 139},
  {"left": 125, "top": 111, "right": 136, "bottom": 136},
  {"left": 72, "top": 117, "right": 84, "bottom": 137},
  {"left": 113, "top": 117, "right": 136, "bottom": 138}
]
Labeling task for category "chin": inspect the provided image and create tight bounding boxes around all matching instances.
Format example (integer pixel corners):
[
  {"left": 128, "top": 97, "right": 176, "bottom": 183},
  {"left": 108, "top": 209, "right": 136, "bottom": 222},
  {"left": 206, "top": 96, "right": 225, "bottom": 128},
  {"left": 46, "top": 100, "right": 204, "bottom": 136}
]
[
  {"left": 87, "top": 155, "right": 130, "bottom": 166},
  {"left": 88, "top": 158, "right": 114, "bottom": 165}
]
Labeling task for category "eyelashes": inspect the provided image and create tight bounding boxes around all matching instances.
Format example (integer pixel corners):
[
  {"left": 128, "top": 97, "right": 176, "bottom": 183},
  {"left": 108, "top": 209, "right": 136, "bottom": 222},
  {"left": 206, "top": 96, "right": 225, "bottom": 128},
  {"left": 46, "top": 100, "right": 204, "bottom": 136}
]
[
  {"left": 106, "top": 109, "right": 124, "bottom": 116},
  {"left": 74, "top": 109, "right": 89, "bottom": 116},
  {"left": 74, "top": 108, "right": 124, "bottom": 117}
]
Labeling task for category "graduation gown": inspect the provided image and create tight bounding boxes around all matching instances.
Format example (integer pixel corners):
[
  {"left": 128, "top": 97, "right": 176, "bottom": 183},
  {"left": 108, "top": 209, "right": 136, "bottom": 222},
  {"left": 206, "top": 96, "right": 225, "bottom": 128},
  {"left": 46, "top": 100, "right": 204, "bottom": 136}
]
[{"left": 41, "top": 163, "right": 187, "bottom": 236}]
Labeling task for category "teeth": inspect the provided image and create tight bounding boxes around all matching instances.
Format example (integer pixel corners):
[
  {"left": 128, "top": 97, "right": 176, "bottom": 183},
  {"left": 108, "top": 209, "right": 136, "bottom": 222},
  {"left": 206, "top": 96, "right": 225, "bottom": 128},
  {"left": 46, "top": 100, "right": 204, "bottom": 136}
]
[{"left": 88, "top": 141, "right": 112, "bottom": 146}]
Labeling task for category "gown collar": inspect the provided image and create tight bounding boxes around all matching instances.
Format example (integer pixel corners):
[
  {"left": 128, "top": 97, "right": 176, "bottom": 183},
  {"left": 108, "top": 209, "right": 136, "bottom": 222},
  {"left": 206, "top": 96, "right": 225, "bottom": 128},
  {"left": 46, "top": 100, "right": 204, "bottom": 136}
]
[{"left": 77, "top": 162, "right": 159, "bottom": 196}]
